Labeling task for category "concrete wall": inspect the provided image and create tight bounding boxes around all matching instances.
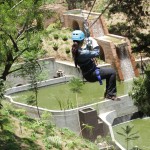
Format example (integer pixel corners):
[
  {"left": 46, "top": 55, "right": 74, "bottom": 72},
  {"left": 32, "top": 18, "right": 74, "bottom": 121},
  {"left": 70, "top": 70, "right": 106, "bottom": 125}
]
[
  {"left": 99, "top": 95, "right": 138, "bottom": 150},
  {"left": 5, "top": 81, "right": 138, "bottom": 136},
  {"left": 5, "top": 76, "right": 139, "bottom": 150},
  {"left": 6, "top": 57, "right": 56, "bottom": 87},
  {"left": 5, "top": 76, "right": 73, "bottom": 95},
  {"left": 63, "top": 10, "right": 108, "bottom": 36},
  {"left": 7, "top": 56, "right": 148, "bottom": 88},
  {"left": 96, "top": 34, "right": 139, "bottom": 81},
  {"left": 6, "top": 57, "right": 111, "bottom": 87}
]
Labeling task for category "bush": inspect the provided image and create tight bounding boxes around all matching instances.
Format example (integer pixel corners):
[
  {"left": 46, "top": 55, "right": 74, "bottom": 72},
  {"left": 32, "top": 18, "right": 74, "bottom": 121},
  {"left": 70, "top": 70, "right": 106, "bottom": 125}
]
[
  {"left": 62, "top": 35, "right": 68, "bottom": 41},
  {"left": 129, "top": 65, "right": 150, "bottom": 116},
  {"left": 53, "top": 34, "right": 59, "bottom": 39},
  {"left": 52, "top": 42, "right": 59, "bottom": 51},
  {"left": 65, "top": 47, "right": 70, "bottom": 54}
]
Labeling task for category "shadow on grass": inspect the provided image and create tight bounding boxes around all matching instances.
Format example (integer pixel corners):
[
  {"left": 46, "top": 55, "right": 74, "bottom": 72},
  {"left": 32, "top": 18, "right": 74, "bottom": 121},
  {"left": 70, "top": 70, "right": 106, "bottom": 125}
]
[{"left": 0, "top": 129, "right": 42, "bottom": 150}]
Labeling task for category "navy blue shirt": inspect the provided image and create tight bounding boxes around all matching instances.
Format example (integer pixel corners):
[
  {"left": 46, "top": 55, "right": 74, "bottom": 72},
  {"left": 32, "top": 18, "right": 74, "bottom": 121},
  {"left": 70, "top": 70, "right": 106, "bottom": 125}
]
[{"left": 76, "top": 47, "right": 100, "bottom": 76}]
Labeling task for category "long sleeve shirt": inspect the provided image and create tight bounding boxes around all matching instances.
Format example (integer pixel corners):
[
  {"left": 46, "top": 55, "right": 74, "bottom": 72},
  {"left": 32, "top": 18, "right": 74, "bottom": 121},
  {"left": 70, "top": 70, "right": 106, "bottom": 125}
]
[{"left": 76, "top": 45, "right": 100, "bottom": 76}]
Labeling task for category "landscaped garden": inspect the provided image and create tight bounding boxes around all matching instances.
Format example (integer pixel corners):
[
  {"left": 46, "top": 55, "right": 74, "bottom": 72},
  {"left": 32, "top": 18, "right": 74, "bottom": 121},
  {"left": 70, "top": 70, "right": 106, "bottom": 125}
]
[
  {"left": 0, "top": 0, "right": 149, "bottom": 149},
  {"left": 11, "top": 80, "right": 132, "bottom": 110}
]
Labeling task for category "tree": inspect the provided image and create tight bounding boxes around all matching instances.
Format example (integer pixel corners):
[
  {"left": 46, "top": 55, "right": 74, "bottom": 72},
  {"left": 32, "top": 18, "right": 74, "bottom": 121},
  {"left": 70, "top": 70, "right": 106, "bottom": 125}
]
[
  {"left": 0, "top": 0, "right": 43, "bottom": 80},
  {"left": 129, "top": 65, "right": 150, "bottom": 116},
  {"left": 69, "top": 77, "right": 84, "bottom": 107},
  {"left": 0, "top": 1, "right": 48, "bottom": 105},
  {"left": 66, "top": 0, "right": 83, "bottom": 10},
  {"left": 116, "top": 125, "right": 139, "bottom": 150},
  {"left": 108, "top": 0, "right": 150, "bottom": 117},
  {"left": 108, "top": 0, "right": 150, "bottom": 55},
  {"left": 21, "top": 60, "right": 42, "bottom": 118}
]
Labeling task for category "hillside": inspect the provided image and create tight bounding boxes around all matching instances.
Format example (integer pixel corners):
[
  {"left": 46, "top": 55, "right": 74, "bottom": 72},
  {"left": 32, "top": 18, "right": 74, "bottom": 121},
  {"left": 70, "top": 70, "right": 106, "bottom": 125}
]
[
  {"left": 0, "top": 1, "right": 115, "bottom": 150},
  {"left": 0, "top": 101, "right": 103, "bottom": 150}
]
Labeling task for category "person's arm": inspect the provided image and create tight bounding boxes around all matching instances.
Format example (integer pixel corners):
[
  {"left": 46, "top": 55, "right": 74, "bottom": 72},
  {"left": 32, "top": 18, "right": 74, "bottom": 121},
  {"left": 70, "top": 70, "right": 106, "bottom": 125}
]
[
  {"left": 80, "top": 49, "right": 100, "bottom": 59},
  {"left": 79, "top": 37, "right": 100, "bottom": 60},
  {"left": 86, "top": 37, "right": 99, "bottom": 49}
]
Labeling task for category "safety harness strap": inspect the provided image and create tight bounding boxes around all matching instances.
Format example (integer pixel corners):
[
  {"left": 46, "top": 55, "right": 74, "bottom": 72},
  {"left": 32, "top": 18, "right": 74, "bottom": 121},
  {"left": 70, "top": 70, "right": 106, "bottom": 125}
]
[{"left": 95, "top": 68, "right": 102, "bottom": 85}]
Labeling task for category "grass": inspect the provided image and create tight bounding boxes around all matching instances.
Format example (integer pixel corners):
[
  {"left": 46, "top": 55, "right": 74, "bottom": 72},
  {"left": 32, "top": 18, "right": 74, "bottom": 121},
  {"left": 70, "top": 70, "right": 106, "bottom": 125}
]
[{"left": 11, "top": 80, "right": 132, "bottom": 110}]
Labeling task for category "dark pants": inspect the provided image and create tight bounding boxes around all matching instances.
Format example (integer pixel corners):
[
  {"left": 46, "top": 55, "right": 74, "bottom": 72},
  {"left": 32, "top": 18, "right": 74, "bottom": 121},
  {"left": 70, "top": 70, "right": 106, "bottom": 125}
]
[{"left": 84, "top": 67, "right": 117, "bottom": 97}]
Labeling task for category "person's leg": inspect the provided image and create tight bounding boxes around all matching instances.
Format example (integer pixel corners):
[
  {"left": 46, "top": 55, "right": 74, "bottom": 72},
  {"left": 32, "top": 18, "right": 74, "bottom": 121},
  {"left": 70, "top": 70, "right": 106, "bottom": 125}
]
[
  {"left": 84, "top": 68, "right": 119, "bottom": 100},
  {"left": 99, "top": 67, "right": 117, "bottom": 98}
]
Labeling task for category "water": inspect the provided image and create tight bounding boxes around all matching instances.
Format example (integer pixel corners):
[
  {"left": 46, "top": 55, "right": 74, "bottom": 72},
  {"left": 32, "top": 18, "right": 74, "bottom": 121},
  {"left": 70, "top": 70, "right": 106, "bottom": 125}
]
[
  {"left": 113, "top": 118, "right": 150, "bottom": 150},
  {"left": 11, "top": 80, "right": 132, "bottom": 110},
  {"left": 118, "top": 44, "right": 135, "bottom": 80},
  {"left": 91, "top": 19, "right": 104, "bottom": 37}
]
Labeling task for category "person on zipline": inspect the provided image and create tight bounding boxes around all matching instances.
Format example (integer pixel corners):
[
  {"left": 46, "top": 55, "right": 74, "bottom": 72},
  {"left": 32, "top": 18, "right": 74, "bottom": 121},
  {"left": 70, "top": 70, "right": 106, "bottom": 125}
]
[{"left": 71, "top": 30, "right": 120, "bottom": 101}]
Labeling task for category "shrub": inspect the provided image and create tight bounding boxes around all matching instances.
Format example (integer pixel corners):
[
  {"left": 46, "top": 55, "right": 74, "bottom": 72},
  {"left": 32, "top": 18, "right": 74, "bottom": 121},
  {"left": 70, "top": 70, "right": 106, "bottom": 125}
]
[
  {"left": 53, "top": 33, "right": 59, "bottom": 39},
  {"left": 65, "top": 47, "right": 70, "bottom": 54},
  {"left": 129, "top": 65, "right": 150, "bottom": 116},
  {"left": 62, "top": 35, "right": 68, "bottom": 41},
  {"left": 52, "top": 42, "right": 59, "bottom": 51}
]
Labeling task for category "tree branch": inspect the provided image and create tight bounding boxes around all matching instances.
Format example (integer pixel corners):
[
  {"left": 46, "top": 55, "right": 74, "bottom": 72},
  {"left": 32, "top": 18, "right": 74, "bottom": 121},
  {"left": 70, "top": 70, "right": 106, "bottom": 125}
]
[
  {"left": 8, "top": 67, "right": 23, "bottom": 74},
  {"left": 11, "top": 0, "right": 24, "bottom": 10},
  {"left": 7, "top": 34, "right": 19, "bottom": 52},
  {"left": 13, "top": 48, "right": 28, "bottom": 62}
]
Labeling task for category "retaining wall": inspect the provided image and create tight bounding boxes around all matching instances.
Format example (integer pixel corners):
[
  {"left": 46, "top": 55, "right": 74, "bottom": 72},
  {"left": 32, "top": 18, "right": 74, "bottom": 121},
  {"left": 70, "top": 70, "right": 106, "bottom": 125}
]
[
  {"left": 5, "top": 76, "right": 73, "bottom": 95},
  {"left": 5, "top": 81, "right": 137, "bottom": 137},
  {"left": 6, "top": 57, "right": 111, "bottom": 87},
  {"left": 99, "top": 95, "right": 138, "bottom": 150},
  {"left": 6, "top": 56, "right": 149, "bottom": 87}
]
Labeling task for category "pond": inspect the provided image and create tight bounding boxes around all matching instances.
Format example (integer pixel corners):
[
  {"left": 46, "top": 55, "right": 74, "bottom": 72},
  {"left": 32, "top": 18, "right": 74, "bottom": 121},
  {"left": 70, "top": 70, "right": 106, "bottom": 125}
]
[
  {"left": 113, "top": 118, "right": 150, "bottom": 150},
  {"left": 11, "top": 80, "right": 132, "bottom": 110}
]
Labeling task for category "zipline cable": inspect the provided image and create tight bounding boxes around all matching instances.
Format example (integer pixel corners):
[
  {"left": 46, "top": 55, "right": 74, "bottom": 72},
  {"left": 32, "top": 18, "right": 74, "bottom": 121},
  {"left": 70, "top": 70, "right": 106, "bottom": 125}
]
[
  {"left": 89, "top": 0, "right": 114, "bottom": 29},
  {"left": 86, "top": 0, "right": 97, "bottom": 20}
]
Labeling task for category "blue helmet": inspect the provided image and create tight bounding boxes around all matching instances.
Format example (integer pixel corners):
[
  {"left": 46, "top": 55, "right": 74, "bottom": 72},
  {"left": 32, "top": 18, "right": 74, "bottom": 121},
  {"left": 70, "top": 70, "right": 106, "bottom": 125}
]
[{"left": 72, "top": 30, "right": 85, "bottom": 41}]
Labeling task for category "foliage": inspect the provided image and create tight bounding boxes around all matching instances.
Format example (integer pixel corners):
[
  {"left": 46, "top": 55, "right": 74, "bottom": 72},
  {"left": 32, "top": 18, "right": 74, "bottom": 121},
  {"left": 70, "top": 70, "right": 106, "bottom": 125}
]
[
  {"left": 65, "top": 47, "right": 70, "bottom": 54},
  {"left": 1, "top": 101, "right": 99, "bottom": 149},
  {"left": 0, "top": 115, "right": 10, "bottom": 131},
  {"left": 131, "top": 146, "right": 142, "bottom": 150},
  {"left": 95, "top": 135, "right": 116, "bottom": 149},
  {"left": 0, "top": 79, "right": 5, "bottom": 107},
  {"left": 116, "top": 125, "right": 139, "bottom": 150},
  {"left": 44, "top": 0, "right": 57, "bottom": 4},
  {"left": 80, "top": 123, "right": 94, "bottom": 137},
  {"left": 108, "top": 0, "right": 150, "bottom": 55},
  {"left": 69, "top": 77, "right": 84, "bottom": 94},
  {"left": 53, "top": 33, "right": 59, "bottom": 39},
  {"left": 66, "top": 0, "right": 84, "bottom": 10},
  {"left": 52, "top": 42, "right": 59, "bottom": 50},
  {"left": 0, "top": 0, "right": 51, "bottom": 110},
  {"left": 129, "top": 65, "right": 150, "bottom": 116},
  {"left": 62, "top": 35, "right": 68, "bottom": 41},
  {"left": 69, "top": 77, "right": 84, "bottom": 107},
  {"left": 21, "top": 60, "right": 42, "bottom": 118},
  {"left": 46, "top": 20, "right": 62, "bottom": 33},
  {"left": 26, "top": 95, "right": 36, "bottom": 106},
  {"left": 56, "top": 96, "right": 74, "bottom": 110},
  {"left": 0, "top": 0, "right": 47, "bottom": 81}
]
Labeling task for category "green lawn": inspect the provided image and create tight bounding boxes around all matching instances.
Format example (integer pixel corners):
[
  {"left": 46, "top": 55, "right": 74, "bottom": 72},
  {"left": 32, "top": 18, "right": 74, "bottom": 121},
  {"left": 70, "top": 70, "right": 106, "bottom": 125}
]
[
  {"left": 11, "top": 80, "right": 132, "bottom": 110},
  {"left": 113, "top": 118, "right": 150, "bottom": 150}
]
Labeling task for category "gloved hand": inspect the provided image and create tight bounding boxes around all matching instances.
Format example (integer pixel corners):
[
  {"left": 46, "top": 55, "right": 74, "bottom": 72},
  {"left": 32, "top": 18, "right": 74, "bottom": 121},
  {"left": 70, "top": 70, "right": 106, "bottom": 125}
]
[
  {"left": 85, "top": 37, "right": 99, "bottom": 49},
  {"left": 95, "top": 69, "right": 102, "bottom": 85}
]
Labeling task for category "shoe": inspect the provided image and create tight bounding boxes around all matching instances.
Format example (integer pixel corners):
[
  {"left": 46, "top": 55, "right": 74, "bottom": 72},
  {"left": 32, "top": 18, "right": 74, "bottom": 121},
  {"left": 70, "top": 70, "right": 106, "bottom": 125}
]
[
  {"left": 105, "top": 95, "right": 120, "bottom": 101},
  {"left": 104, "top": 91, "right": 107, "bottom": 98},
  {"left": 111, "top": 96, "right": 121, "bottom": 101}
]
